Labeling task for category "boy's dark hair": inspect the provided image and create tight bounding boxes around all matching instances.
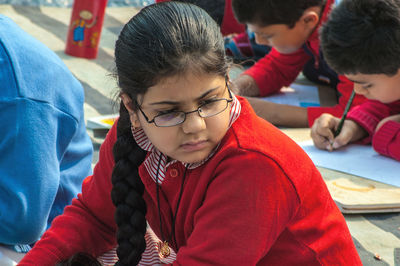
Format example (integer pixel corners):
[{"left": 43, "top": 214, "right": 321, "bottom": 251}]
[
  {"left": 112, "top": 2, "right": 228, "bottom": 265},
  {"left": 232, "top": 0, "right": 325, "bottom": 28},
  {"left": 321, "top": 0, "right": 400, "bottom": 76}
]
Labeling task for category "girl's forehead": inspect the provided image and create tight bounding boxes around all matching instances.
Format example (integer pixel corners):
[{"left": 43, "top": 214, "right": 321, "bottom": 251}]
[{"left": 140, "top": 73, "right": 226, "bottom": 105}]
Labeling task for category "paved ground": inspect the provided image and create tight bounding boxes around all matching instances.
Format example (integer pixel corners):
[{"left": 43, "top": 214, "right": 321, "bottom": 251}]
[{"left": 1, "top": 4, "right": 399, "bottom": 265}]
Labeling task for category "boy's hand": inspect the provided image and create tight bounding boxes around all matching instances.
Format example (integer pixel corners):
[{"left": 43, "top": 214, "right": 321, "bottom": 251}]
[
  {"left": 311, "top": 114, "right": 365, "bottom": 151},
  {"left": 311, "top": 114, "right": 339, "bottom": 151},
  {"left": 376, "top": 114, "right": 400, "bottom": 131}
]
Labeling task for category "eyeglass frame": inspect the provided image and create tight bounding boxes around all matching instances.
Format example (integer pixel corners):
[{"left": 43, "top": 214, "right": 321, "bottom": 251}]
[{"left": 135, "top": 83, "right": 233, "bottom": 127}]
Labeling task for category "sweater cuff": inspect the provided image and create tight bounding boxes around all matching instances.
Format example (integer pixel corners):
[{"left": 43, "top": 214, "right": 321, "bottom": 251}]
[
  {"left": 347, "top": 109, "right": 380, "bottom": 144},
  {"left": 306, "top": 106, "right": 343, "bottom": 128},
  {"left": 372, "top": 120, "right": 400, "bottom": 157}
]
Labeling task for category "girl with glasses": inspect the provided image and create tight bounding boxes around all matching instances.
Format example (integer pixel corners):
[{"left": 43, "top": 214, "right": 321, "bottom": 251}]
[{"left": 19, "top": 2, "right": 359, "bottom": 265}]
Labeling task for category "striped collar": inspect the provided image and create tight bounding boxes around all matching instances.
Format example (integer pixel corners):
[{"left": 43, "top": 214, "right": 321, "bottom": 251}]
[{"left": 132, "top": 93, "right": 241, "bottom": 184}]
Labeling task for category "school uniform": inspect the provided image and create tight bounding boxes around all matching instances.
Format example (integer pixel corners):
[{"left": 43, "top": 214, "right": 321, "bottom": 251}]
[
  {"left": 19, "top": 96, "right": 360, "bottom": 265},
  {"left": 242, "top": 0, "right": 367, "bottom": 126},
  {"left": 347, "top": 100, "right": 400, "bottom": 161}
]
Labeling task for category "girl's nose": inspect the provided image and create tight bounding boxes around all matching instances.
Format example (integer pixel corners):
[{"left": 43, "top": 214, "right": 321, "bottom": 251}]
[{"left": 181, "top": 111, "right": 206, "bottom": 134}]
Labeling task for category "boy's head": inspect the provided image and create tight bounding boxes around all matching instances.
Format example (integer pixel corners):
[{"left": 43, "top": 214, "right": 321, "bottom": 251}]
[
  {"left": 232, "top": 0, "right": 325, "bottom": 54},
  {"left": 321, "top": 0, "right": 400, "bottom": 103}
]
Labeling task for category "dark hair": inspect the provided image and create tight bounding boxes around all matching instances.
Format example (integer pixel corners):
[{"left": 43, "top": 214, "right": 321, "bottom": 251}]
[
  {"left": 112, "top": 2, "right": 229, "bottom": 265},
  {"left": 321, "top": 0, "right": 400, "bottom": 76},
  {"left": 232, "top": 0, "right": 325, "bottom": 28}
]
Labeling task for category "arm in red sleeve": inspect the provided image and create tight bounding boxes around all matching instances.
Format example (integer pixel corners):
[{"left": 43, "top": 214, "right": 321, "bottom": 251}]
[
  {"left": 307, "top": 75, "right": 367, "bottom": 127},
  {"left": 172, "top": 152, "right": 299, "bottom": 265},
  {"left": 243, "top": 48, "right": 311, "bottom": 97},
  {"left": 346, "top": 100, "right": 394, "bottom": 144},
  {"left": 372, "top": 121, "right": 400, "bottom": 161},
  {"left": 19, "top": 125, "right": 119, "bottom": 266}
]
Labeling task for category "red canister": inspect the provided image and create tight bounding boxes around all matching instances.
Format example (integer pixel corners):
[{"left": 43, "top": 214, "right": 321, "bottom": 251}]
[{"left": 65, "top": 0, "right": 108, "bottom": 59}]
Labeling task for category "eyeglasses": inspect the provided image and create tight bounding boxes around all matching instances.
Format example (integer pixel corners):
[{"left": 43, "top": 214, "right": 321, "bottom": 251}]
[{"left": 136, "top": 85, "right": 233, "bottom": 127}]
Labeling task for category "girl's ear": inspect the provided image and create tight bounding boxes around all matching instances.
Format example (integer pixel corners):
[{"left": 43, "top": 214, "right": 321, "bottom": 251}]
[{"left": 121, "top": 93, "right": 141, "bottom": 129}]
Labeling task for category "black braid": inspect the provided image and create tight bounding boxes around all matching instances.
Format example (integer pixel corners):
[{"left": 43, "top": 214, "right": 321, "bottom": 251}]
[{"left": 111, "top": 103, "right": 147, "bottom": 266}]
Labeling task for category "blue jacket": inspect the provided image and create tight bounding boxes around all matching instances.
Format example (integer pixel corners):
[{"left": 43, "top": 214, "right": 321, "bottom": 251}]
[{"left": 0, "top": 15, "right": 93, "bottom": 245}]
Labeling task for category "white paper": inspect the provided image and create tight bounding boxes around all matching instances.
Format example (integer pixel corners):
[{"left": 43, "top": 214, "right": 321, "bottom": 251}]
[
  {"left": 262, "top": 84, "right": 320, "bottom": 107},
  {"left": 299, "top": 140, "right": 400, "bottom": 187}
]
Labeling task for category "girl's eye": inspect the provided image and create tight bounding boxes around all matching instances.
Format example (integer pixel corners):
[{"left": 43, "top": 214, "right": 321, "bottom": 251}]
[
  {"left": 200, "top": 96, "right": 219, "bottom": 105},
  {"left": 157, "top": 109, "right": 178, "bottom": 115},
  {"left": 199, "top": 99, "right": 215, "bottom": 106}
]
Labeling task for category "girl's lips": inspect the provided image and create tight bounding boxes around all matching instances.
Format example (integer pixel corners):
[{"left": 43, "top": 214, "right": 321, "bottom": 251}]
[{"left": 181, "top": 140, "right": 208, "bottom": 151}]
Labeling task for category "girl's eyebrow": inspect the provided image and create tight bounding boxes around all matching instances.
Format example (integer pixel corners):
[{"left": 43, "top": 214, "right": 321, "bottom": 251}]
[{"left": 148, "top": 86, "right": 221, "bottom": 106}]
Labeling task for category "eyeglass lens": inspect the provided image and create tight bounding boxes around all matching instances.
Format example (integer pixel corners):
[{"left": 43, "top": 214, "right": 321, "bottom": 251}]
[{"left": 154, "top": 99, "right": 229, "bottom": 127}]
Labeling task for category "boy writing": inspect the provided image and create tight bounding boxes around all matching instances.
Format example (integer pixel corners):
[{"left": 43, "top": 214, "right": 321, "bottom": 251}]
[
  {"left": 231, "top": 0, "right": 367, "bottom": 127},
  {"left": 311, "top": 0, "right": 400, "bottom": 161}
]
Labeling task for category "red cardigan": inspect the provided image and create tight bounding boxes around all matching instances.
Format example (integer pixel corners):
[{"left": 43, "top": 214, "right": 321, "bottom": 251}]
[
  {"left": 19, "top": 97, "right": 360, "bottom": 265},
  {"left": 347, "top": 99, "right": 400, "bottom": 161},
  {"left": 243, "top": 0, "right": 366, "bottom": 126}
]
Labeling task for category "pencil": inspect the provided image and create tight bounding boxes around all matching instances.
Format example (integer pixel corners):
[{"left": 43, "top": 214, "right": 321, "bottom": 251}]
[{"left": 334, "top": 90, "right": 356, "bottom": 137}]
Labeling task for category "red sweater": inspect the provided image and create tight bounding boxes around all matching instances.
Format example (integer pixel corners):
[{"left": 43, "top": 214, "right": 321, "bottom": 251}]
[
  {"left": 347, "top": 99, "right": 400, "bottom": 161},
  {"left": 243, "top": 0, "right": 366, "bottom": 126},
  {"left": 19, "top": 97, "right": 360, "bottom": 265}
]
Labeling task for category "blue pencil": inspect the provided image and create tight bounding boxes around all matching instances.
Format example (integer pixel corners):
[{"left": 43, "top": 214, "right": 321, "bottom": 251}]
[{"left": 334, "top": 90, "right": 356, "bottom": 137}]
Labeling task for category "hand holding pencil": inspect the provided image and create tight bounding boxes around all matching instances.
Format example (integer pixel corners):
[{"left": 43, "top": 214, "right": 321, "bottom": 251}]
[{"left": 310, "top": 90, "right": 367, "bottom": 151}]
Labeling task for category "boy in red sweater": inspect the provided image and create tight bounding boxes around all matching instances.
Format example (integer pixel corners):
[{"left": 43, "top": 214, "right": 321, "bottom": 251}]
[
  {"left": 311, "top": 0, "right": 400, "bottom": 161},
  {"left": 231, "top": 0, "right": 367, "bottom": 127}
]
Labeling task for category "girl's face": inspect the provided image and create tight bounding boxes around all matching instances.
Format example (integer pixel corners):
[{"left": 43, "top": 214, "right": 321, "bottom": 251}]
[
  {"left": 124, "top": 72, "right": 231, "bottom": 164},
  {"left": 346, "top": 70, "right": 400, "bottom": 104}
]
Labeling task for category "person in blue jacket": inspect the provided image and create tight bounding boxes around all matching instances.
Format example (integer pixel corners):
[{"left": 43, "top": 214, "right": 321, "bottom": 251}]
[{"left": 0, "top": 15, "right": 93, "bottom": 251}]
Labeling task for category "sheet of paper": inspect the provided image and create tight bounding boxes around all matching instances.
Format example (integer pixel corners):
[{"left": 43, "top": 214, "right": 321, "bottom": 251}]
[
  {"left": 262, "top": 84, "right": 320, "bottom": 107},
  {"left": 299, "top": 140, "right": 400, "bottom": 187},
  {"left": 86, "top": 114, "right": 118, "bottom": 129}
]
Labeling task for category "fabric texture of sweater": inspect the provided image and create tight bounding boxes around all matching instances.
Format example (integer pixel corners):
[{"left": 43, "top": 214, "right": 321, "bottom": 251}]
[
  {"left": 19, "top": 96, "right": 360, "bottom": 265},
  {"left": 347, "top": 99, "right": 400, "bottom": 161},
  {"left": 0, "top": 15, "right": 93, "bottom": 246},
  {"left": 243, "top": 0, "right": 366, "bottom": 126}
]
